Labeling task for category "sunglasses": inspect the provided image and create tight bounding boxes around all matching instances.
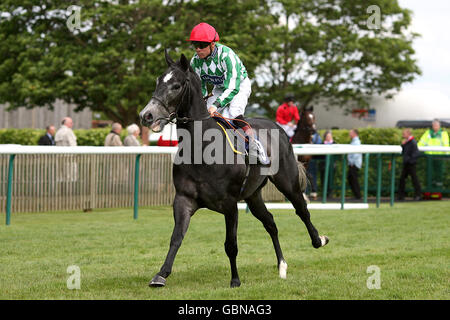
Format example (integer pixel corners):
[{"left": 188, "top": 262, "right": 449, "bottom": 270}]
[{"left": 191, "top": 41, "right": 210, "bottom": 49}]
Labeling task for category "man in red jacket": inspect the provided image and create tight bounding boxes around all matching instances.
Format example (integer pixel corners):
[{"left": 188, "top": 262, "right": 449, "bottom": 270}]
[{"left": 276, "top": 93, "right": 300, "bottom": 139}]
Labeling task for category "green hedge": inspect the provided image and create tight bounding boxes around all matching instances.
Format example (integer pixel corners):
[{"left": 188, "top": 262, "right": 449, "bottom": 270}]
[
  {"left": 0, "top": 127, "right": 129, "bottom": 146},
  {"left": 316, "top": 128, "right": 428, "bottom": 145},
  {"left": 0, "top": 127, "right": 430, "bottom": 146}
]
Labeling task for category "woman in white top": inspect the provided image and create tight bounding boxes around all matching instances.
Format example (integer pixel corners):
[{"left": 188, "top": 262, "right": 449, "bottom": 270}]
[{"left": 123, "top": 124, "right": 141, "bottom": 146}]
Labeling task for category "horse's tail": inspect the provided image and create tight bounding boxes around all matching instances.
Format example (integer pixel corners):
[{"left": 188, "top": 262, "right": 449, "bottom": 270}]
[{"left": 297, "top": 161, "right": 309, "bottom": 192}]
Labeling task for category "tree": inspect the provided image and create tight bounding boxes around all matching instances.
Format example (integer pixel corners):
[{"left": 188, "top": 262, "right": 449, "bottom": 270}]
[
  {"left": 0, "top": 0, "right": 273, "bottom": 125},
  {"left": 251, "top": 0, "right": 421, "bottom": 117},
  {"left": 1, "top": 0, "right": 183, "bottom": 124},
  {"left": 0, "top": 0, "right": 420, "bottom": 123}
]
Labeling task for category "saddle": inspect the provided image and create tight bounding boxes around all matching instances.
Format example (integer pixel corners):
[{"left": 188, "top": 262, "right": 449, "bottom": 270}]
[
  {"left": 212, "top": 114, "right": 271, "bottom": 165},
  {"left": 212, "top": 115, "right": 248, "bottom": 155}
]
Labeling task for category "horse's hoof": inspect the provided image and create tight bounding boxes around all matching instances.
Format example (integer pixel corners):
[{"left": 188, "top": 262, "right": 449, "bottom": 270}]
[
  {"left": 230, "top": 279, "right": 241, "bottom": 288},
  {"left": 320, "top": 235, "right": 329, "bottom": 247},
  {"left": 279, "top": 260, "right": 288, "bottom": 279},
  {"left": 149, "top": 275, "right": 166, "bottom": 287},
  {"left": 313, "top": 235, "right": 329, "bottom": 248}
]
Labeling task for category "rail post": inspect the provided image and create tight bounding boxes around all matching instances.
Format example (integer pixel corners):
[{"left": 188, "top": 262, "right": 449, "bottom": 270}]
[
  {"left": 133, "top": 154, "right": 142, "bottom": 220},
  {"left": 390, "top": 154, "right": 396, "bottom": 207},
  {"left": 376, "top": 154, "right": 382, "bottom": 208},
  {"left": 341, "top": 155, "right": 347, "bottom": 210},
  {"left": 322, "top": 155, "right": 331, "bottom": 204},
  {"left": 363, "top": 153, "right": 370, "bottom": 203},
  {"left": 6, "top": 154, "right": 16, "bottom": 225}
]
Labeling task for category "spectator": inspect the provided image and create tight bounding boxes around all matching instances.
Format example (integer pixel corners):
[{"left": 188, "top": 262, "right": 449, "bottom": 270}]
[
  {"left": 323, "top": 130, "right": 334, "bottom": 145},
  {"left": 55, "top": 117, "right": 77, "bottom": 146},
  {"left": 398, "top": 128, "right": 421, "bottom": 201},
  {"left": 124, "top": 124, "right": 141, "bottom": 146},
  {"left": 104, "top": 122, "right": 123, "bottom": 146},
  {"left": 38, "top": 125, "right": 56, "bottom": 145},
  {"left": 418, "top": 119, "right": 449, "bottom": 188},
  {"left": 347, "top": 129, "right": 362, "bottom": 200},
  {"left": 418, "top": 119, "right": 450, "bottom": 151},
  {"left": 275, "top": 93, "right": 300, "bottom": 139},
  {"left": 55, "top": 117, "right": 77, "bottom": 182},
  {"left": 306, "top": 131, "right": 322, "bottom": 200}
]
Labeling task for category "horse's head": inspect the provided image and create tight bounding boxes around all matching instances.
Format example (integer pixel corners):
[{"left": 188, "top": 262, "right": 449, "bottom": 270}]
[
  {"left": 291, "top": 105, "right": 317, "bottom": 144},
  {"left": 139, "top": 49, "right": 191, "bottom": 132},
  {"left": 300, "top": 106, "right": 317, "bottom": 133}
]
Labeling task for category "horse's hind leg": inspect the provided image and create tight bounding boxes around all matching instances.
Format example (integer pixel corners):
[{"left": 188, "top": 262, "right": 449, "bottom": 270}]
[
  {"left": 149, "top": 194, "right": 198, "bottom": 287},
  {"left": 270, "top": 162, "right": 329, "bottom": 249},
  {"left": 245, "top": 190, "right": 288, "bottom": 279}
]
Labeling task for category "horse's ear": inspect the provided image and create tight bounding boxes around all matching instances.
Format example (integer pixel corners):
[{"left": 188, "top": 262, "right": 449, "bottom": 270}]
[
  {"left": 165, "top": 48, "right": 175, "bottom": 66},
  {"left": 308, "top": 105, "right": 314, "bottom": 112},
  {"left": 180, "top": 54, "right": 189, "bottom": 72}
]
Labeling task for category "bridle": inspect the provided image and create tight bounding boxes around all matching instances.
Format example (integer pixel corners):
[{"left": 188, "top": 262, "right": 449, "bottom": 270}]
[{"left": 151, "top": 74, "right": 209, "bottom": 124}]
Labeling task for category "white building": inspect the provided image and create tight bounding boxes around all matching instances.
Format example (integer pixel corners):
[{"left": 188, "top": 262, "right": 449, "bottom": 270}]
[
  {"left": 315, "top": 88, "right": 450, "bottom": 129},
  {"left": 0, "top": 100, "right": 92, "bottom": 129}
]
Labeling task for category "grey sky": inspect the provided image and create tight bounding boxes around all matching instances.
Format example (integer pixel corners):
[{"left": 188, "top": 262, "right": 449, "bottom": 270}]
[{"left": 398, "top": 0, "right": 450, "bottom": 98}]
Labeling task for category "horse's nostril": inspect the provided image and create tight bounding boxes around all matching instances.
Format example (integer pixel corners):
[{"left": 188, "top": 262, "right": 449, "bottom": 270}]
[{"left": 143, "top": 112, "right": 153, "bottom": 123}]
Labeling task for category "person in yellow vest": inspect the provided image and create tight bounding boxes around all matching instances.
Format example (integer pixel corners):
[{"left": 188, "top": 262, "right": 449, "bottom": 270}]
[
  {"left": 418, "top": 119, "right": 449, "bottom": 188},
  {"left": 418, "top": 119, "right": 449, "bottom": 154}
]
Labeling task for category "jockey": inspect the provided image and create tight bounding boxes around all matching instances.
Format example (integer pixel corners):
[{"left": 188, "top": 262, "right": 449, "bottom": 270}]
[
  {"left": 276, "top": 93, "right": 300, "bottom": 139},
  {"left": 189, "top": 22, "right": 270, "bottom": 165}
]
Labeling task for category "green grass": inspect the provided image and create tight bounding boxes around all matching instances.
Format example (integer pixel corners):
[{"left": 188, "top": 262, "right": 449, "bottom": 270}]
[{"left": 0, "top": 201, "right": 449, "bottom": 300}]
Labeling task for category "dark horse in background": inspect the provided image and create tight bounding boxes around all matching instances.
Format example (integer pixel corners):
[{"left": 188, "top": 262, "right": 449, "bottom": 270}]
[
  {"left": 139, "top": 50, "right": 329, "bottom": 288},
  {"left": 290, "top": 106, "right": 317, "bottom": 168}
]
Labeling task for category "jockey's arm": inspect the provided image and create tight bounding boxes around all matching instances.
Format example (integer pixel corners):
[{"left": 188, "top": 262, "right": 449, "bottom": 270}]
[{"left": 213, "top": 54, "right": 242, "bottom": 109}]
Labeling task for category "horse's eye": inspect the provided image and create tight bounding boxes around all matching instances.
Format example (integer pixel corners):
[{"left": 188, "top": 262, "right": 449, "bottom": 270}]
[{"left": 172, "top": 84, "right": 181, "bottom": 90}]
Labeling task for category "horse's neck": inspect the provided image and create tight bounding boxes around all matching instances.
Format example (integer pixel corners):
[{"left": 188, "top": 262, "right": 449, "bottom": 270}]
[
  {"left": 292, "top": 116, "right": 311, "bottom": 143},
  {"left": 176, "top": 78, "right": 215, "bottom": 135},
  {"left": 294, "top": 130, "right": 312, "bottom": 144},
  {"left": 178, "top": 74, "right": 210, "bottom": 122}
]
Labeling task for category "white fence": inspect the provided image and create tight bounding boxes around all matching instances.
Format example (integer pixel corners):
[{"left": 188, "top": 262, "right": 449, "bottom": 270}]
[{"left": 1, "top": 144, "right": 449, "bottom": 217}]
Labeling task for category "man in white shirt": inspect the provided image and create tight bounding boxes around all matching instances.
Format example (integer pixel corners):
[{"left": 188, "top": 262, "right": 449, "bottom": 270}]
[
  {"left": 55, "top": 117, "right": 77, "bottom": 146},
  {"left": 55, "top": 117, "right": 78, "bottom": 181}
]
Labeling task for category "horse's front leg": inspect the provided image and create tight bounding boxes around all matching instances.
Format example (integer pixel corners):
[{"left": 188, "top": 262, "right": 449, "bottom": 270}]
[
  {"left": 149, "top": 194, "right": 198, "bottom": 287},
  {"left": 224, "top": 205, "right": 240, "bottom": 288}
]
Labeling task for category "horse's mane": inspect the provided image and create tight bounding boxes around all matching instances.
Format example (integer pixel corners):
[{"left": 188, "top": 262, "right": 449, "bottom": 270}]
[{"left": 172, "top": 59, "right": 207, "bottom": 109}]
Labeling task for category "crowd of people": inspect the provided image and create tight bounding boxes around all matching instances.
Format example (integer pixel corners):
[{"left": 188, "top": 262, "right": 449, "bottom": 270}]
[
  {"left": 38, "top": 118, "right": 143, "bottom": 147},
  {"left": 275, "top": 110, "right": 448, "bottom": 201},
  {"left": 37, "top": 114, "right": 448, "bottom": 202}
]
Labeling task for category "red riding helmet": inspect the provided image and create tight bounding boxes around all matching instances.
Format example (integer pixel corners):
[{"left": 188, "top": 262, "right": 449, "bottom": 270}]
[{"left": 189, "top": 22, "right": 219, "bottom": 42}]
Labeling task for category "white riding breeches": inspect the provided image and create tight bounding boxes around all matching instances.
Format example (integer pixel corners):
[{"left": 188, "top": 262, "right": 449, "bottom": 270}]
[
  {"left": 206, "top": 77, "right": 252, "bottom": 119},
  {"left": 277, "top": 122, "right": 297, "bottom": 139}
]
